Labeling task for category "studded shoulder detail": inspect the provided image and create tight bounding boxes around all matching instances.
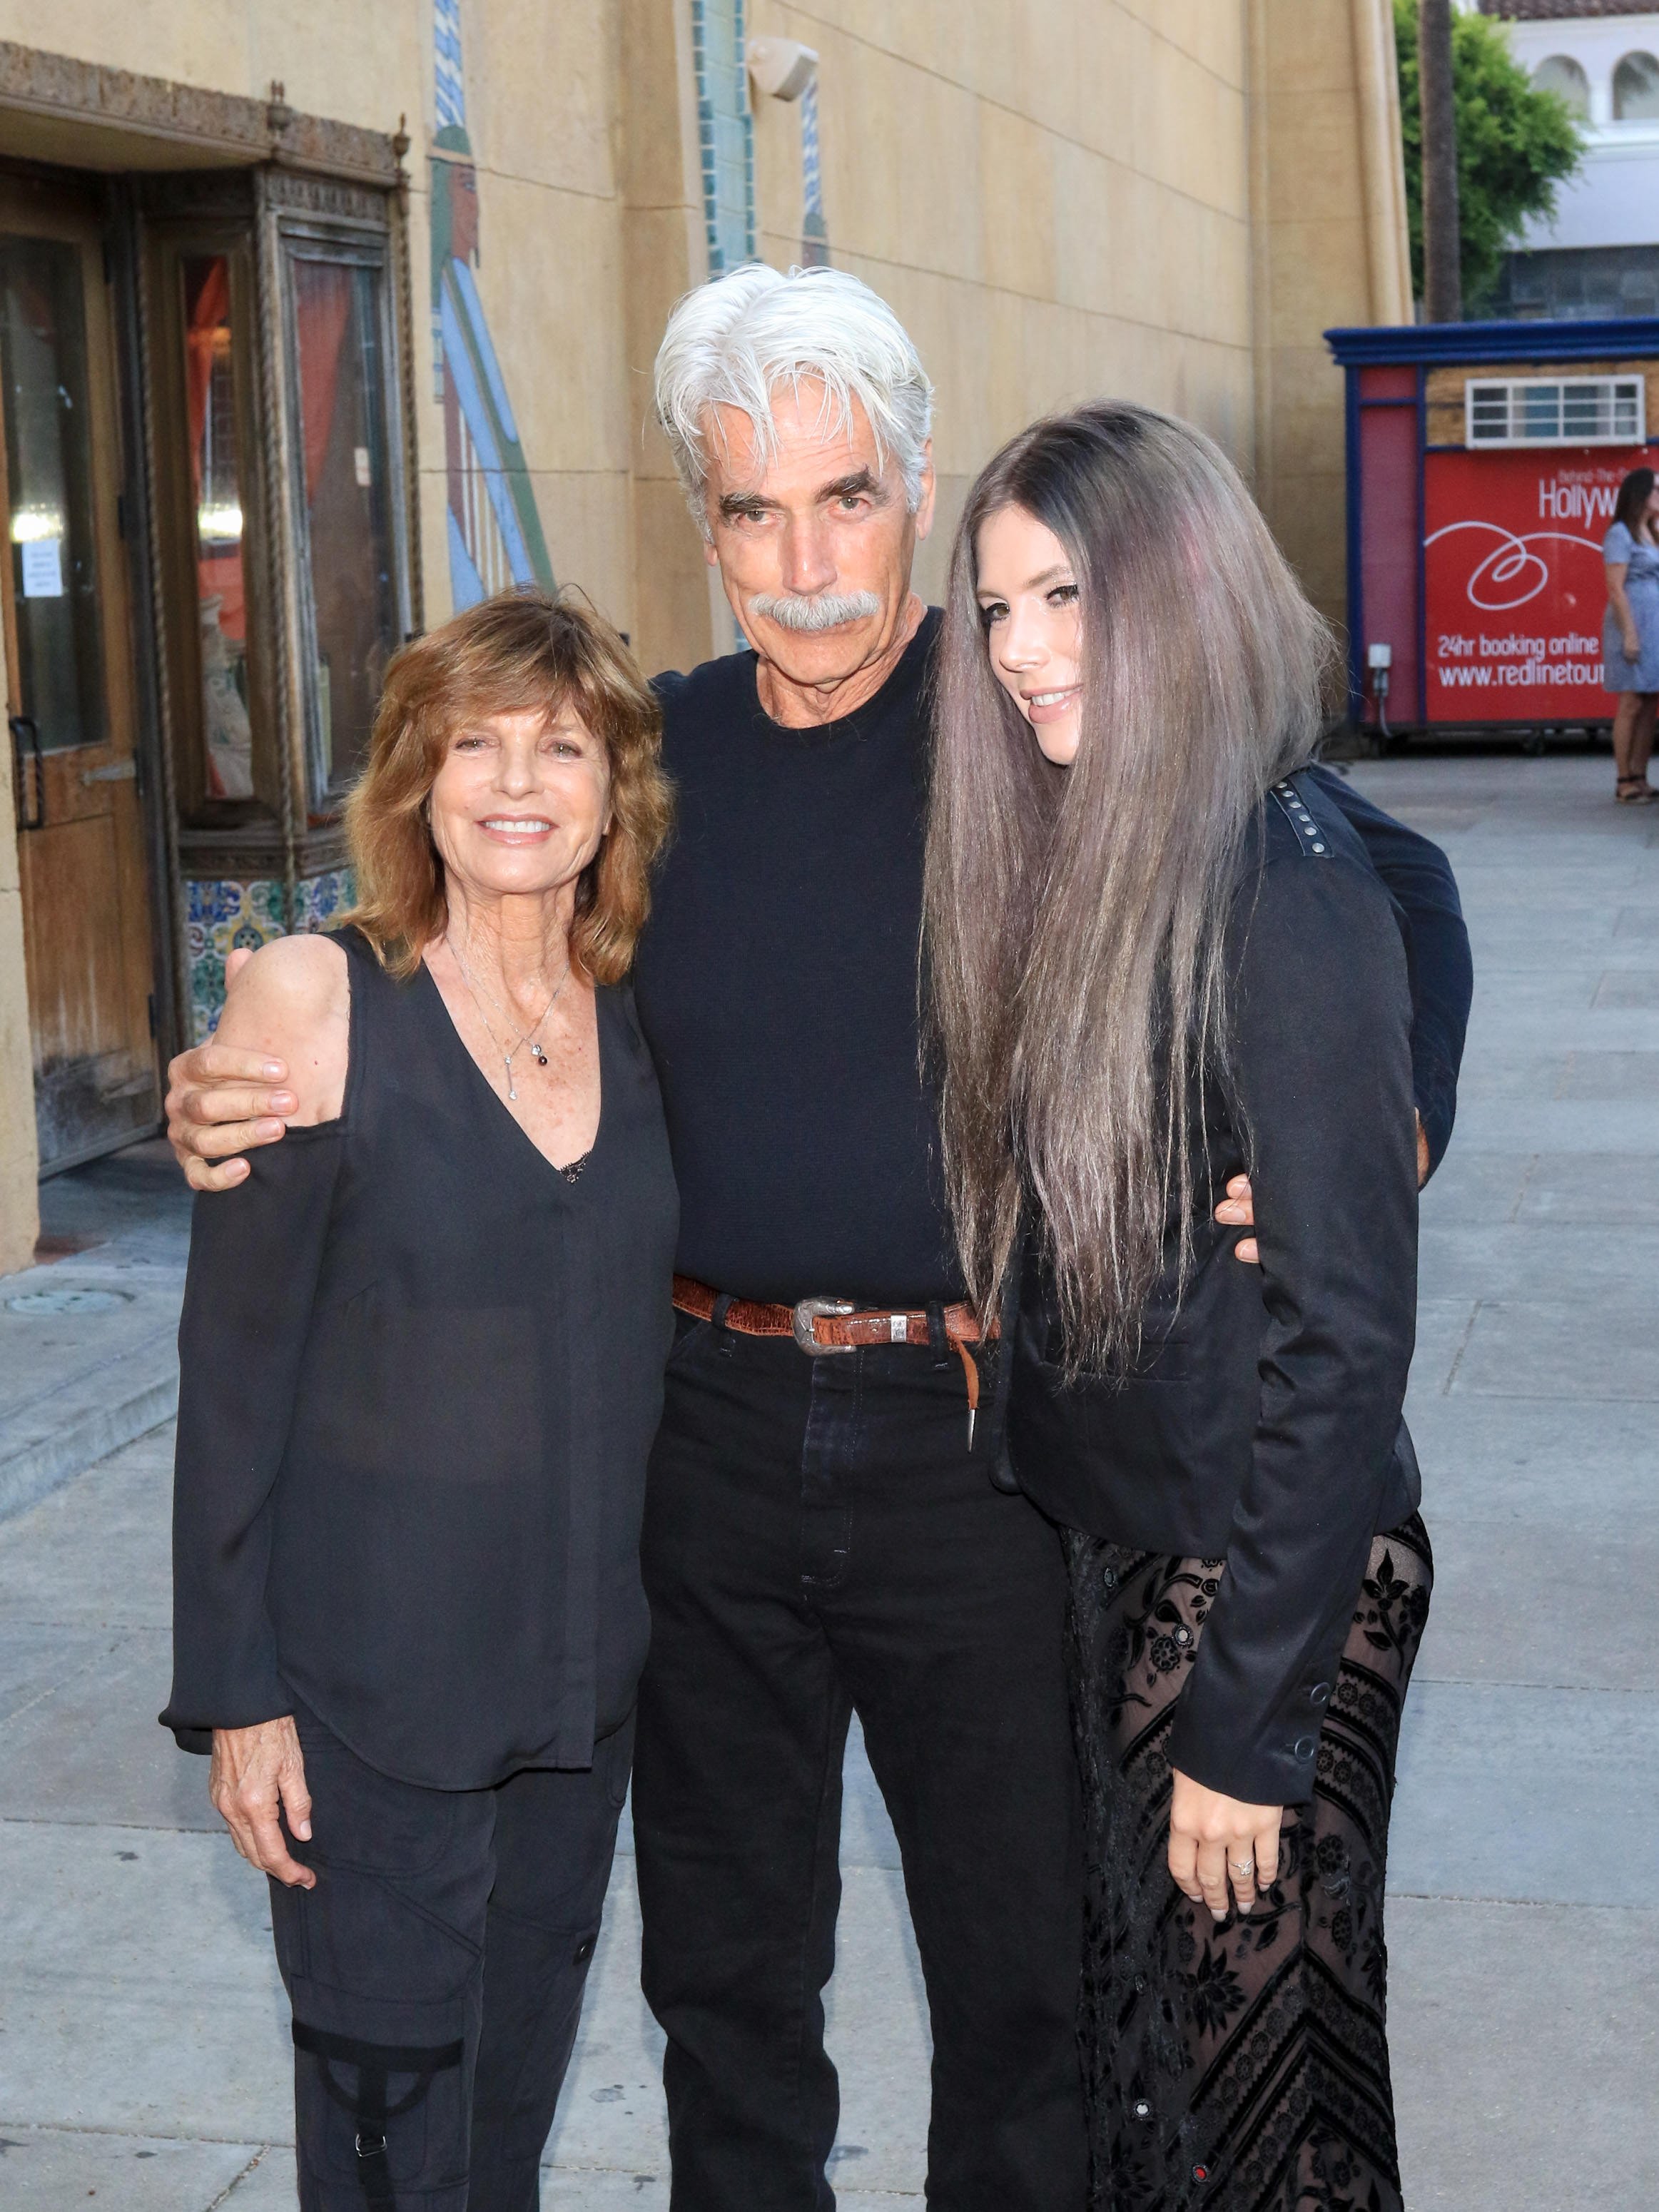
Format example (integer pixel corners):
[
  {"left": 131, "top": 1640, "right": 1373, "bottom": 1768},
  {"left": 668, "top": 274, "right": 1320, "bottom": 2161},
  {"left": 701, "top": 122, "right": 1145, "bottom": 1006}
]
[{"left": 1268, "top": 777, "right": 1331, "bottom": 858}]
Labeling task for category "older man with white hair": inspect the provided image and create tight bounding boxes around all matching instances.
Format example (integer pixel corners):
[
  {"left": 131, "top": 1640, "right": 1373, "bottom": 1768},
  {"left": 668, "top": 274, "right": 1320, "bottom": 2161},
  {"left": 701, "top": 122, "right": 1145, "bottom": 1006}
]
[
  {"left": 628, "top": 265, "right": 1092, "bottom": 2209},
  {"left": 163, "top": 263, "right": 1471, "bottom": 2209}
]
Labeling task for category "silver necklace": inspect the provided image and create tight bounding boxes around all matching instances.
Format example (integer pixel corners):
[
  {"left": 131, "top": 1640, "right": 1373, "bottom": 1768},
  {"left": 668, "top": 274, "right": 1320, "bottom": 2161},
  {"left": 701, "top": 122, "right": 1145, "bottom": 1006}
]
[{"left": 446, "top": 935, "right": 570, "bottom": 1102}]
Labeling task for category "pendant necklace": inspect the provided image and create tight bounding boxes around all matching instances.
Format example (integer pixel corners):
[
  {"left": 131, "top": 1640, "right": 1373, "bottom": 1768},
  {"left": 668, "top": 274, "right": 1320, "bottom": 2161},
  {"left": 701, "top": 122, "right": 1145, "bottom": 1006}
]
[{"left": 447, "top": 934, "right": 569, "bottom": 1102}]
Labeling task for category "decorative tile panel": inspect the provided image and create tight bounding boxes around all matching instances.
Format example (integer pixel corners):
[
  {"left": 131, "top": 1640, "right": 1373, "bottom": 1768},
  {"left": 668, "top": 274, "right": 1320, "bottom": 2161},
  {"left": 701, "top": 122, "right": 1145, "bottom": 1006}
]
[{"left": 185, "top": 869, "right": 355, "bottom": 1042}]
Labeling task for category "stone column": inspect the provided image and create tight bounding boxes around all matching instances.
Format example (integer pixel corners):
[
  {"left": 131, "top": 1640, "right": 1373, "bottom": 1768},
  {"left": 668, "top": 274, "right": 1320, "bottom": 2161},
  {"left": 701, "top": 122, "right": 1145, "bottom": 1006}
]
[
  {"left": 1353, "top": 0, "right": 1416, "bottom": 325},
  {"left": 1249, "top": 0, "right": 1414, "bottom": 636},
  {"left": 619, "top": 0, "right": 723, "bottom": 677}
]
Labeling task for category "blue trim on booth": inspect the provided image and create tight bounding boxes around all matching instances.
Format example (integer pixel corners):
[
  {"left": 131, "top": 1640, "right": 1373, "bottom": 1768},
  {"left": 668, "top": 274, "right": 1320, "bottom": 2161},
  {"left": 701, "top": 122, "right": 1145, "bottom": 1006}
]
[
  {"left": 1326, "top": 317, "right": 1659, "bottom": 367},
  {"left": 1344, "top": 365, "right": 1361, "bottom": 719},
  {"left": 1416, "top": 365, "right": 1427, "bottom": 729}
]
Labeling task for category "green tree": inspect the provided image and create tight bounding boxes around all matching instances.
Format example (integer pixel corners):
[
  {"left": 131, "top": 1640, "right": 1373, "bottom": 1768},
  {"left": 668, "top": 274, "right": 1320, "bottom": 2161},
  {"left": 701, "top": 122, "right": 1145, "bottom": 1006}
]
[{"left": 1395, "top": 0, "right": 1585, "bottom": 312}]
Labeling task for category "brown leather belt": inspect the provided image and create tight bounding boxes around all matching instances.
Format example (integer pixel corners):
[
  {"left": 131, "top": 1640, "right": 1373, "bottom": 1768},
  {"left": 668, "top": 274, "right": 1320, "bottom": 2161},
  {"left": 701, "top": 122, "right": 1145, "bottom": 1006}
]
[{"left": 671, "top": 1274, "right": 997, "bottom": 1446}]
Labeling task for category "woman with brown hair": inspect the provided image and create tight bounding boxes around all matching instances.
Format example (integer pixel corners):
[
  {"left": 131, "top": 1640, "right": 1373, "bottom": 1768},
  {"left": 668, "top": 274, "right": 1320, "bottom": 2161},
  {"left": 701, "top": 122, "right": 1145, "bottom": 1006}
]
[
  {"left": 925, "top": 404, "right": 1432, "bottom": 2211},
  {"left": 1603, "top": 465, "right": 1659, "bottom": 803},
  {"left": 161, "top": 589, "right": 677, "bottom": 2211}
]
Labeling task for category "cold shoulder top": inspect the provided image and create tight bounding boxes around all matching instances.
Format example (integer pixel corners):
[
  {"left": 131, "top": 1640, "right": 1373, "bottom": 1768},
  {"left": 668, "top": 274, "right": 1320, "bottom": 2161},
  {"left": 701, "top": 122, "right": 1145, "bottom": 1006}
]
[{"left": 162, "top": 926, "right": 679, "bottom": 1789}]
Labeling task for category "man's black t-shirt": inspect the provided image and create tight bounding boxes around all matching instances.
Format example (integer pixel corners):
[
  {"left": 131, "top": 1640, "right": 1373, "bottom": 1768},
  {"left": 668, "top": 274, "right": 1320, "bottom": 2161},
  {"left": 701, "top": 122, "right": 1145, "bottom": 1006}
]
[
  {"left": 632, "top": 608, "right": 1473, "bottom": 1312},
  {"left": 633, "top": 610, "right": 959, "bottom": 1306}
]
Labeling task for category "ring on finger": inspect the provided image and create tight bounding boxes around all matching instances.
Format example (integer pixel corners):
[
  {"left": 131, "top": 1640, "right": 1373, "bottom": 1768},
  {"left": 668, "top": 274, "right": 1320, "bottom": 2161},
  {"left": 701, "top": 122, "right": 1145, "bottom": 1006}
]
[{"left": 1229, "top": 1858, "right": 1254, "bottom": 1876}]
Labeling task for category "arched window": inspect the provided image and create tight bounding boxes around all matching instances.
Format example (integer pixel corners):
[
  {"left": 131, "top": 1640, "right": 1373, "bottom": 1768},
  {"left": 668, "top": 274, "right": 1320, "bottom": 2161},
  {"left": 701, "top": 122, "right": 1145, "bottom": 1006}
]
[
  {"left": 1533, "top": 54, "right": 1590, "bottom": 120},
  {"left": 1613, "top": 51, "right": 1659, "bottom": 120}
]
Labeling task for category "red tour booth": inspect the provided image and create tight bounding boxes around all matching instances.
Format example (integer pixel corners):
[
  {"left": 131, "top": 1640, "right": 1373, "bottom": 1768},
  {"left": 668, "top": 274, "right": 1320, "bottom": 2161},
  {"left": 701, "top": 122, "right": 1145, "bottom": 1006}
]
[{"left": 1326, "top": 318, "right": 1659, "bottom": 742}]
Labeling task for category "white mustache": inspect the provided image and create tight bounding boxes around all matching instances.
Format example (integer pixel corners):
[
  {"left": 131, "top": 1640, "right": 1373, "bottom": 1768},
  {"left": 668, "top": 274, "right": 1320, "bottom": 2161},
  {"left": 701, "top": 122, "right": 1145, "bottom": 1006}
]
[{"left": 748, "top": 589, "right": 883, "bottom": 633}]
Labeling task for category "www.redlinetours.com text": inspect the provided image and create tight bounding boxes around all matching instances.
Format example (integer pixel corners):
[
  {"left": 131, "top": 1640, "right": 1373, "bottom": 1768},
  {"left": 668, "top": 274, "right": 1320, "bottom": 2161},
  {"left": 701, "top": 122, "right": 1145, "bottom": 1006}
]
[{"left": 1434, "top": 631, "right": 1601, "bottom": 691}]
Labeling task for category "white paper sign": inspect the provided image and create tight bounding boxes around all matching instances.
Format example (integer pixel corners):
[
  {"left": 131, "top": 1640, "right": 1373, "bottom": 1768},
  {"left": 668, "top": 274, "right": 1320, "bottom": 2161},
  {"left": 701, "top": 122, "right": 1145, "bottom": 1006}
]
[
  {"left": 353, "top": 445, "right": 372, "bottom": 489},
  {"left": 20, "top": 538, "right": 63, "bottom": 598}
]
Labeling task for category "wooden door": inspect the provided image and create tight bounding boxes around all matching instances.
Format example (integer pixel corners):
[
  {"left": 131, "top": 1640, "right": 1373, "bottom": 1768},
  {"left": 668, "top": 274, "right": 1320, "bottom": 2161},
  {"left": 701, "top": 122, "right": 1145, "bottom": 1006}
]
[{"left": 0, "top": 178, "right": 158, "bottom": 1173}]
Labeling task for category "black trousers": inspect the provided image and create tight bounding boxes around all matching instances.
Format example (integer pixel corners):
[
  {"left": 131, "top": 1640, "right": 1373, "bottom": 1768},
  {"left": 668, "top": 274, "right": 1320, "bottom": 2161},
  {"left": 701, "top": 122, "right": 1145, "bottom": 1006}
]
[
  {"left": 634, "top": 1316, "right": 1087, "bottom": 2211},
  {"left": 268, "top": 1698, "right": 632, "bottom": 2210}
]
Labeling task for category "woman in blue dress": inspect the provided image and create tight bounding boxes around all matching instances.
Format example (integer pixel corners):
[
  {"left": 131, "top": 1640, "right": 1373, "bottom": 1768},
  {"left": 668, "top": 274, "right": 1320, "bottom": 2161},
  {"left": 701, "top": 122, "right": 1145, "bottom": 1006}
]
[{"left": 1603, "top": 465, "right": 1659, "bottom": 804}]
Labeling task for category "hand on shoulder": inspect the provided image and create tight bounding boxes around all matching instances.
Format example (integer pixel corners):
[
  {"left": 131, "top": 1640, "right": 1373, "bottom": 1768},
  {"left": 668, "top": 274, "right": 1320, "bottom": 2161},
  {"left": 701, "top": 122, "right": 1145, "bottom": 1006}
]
[{"left": 214, "top": 935, "right": 350, "bottom": 1128}]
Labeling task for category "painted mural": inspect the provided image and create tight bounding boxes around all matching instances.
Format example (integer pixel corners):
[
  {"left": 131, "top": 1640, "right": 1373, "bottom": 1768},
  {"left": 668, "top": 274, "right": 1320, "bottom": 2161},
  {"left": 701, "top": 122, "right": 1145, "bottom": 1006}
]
[{"left": 432, "top": 0, "right": 554, "bottom": 609}]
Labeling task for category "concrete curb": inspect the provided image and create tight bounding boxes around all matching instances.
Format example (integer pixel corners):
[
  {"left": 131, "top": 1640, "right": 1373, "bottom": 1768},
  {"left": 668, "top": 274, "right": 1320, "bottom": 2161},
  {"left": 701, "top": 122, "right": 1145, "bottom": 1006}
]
[{"left": 0, "top": 1351, "right": 179, "bottom": 1523}]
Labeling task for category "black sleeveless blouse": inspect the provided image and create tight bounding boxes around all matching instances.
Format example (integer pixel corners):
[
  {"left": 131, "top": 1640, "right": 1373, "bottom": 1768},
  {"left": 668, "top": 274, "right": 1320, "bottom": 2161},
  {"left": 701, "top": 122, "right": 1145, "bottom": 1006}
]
[{"left": 163, "top": 928, "right": 679, "bottom": 1789}]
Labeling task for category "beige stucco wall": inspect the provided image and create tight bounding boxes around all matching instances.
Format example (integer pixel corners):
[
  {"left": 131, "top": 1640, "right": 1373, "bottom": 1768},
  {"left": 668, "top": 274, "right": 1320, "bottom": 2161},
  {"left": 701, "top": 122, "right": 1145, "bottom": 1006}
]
[
  {"left": 1249, "top": 0, "right": 1413, "bottom": 631},
  {"left": 0, "top": 2, "right": 426, "bottom": 126},
  {"left": 440, "top": 1, "right": 638, "bottom": 642},
  {"left": 690, "top": 0, "right": 1406, "bottom": 645},
  {"left": 746, "top": 0, "right": 1257, "bottom": 608},
  {"left": 242, "top": 5, "right": 427, "bottom": 122}
]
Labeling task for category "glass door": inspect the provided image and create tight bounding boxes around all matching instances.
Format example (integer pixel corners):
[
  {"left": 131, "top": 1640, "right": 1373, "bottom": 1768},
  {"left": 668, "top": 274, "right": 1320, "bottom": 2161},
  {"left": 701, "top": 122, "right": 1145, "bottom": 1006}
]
[
  {"left": 285, "top": 236, "right": 403, "bottom": 803},
  {"left": 148, "top": 226, "right": 274, "bottom": 827},
  {"left": 0, "top": 179, "right": 158, "bottom": 1172}
]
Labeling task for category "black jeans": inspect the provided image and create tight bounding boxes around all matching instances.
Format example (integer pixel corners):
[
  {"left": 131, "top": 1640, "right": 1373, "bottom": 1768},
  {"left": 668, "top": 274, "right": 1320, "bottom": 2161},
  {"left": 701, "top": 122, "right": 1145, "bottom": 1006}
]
[
  {"left": 634, "top": 1315, "right": 1087, "bottom": 2211},
  {"left": 268, "top": 1698, "right": 632, "bottom": 2210}
]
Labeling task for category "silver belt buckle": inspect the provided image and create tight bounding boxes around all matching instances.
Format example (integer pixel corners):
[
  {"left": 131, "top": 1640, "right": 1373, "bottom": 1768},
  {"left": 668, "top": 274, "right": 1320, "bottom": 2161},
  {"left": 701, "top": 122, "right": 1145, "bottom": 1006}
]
[{"left": 792, "top": 1295, "right": 856, "bottom": 1354}]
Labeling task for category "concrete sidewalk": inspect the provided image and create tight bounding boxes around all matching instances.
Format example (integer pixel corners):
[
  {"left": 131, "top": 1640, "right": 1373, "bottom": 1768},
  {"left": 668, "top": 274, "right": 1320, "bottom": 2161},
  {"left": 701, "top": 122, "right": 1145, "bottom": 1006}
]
[
  {"left": 0, "top": 1140, "right": 188, "bottom": 1523},
  {"left": 0, "top": 752, "right": 1655, "bottom": 2206},
  {"left": 1352, "top": 752, "right": 1659, "bottom": 2208}
]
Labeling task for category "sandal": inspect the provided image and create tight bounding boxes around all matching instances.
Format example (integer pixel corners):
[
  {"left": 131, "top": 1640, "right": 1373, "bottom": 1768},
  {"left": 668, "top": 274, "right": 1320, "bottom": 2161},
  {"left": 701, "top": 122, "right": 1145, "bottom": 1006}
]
[{"left": 1616, "top": 777, "right": 1658, "bottom": 804}]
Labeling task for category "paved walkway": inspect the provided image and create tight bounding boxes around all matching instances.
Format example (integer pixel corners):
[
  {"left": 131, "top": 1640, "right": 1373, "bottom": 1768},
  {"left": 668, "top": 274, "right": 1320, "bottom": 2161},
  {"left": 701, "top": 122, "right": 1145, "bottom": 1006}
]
[
  {"left": 0, "top": 1140, "right": 186, "bottom": 1521},
  {"left": 0, "top": 751, "right": 1655, "bottom": 2206}
]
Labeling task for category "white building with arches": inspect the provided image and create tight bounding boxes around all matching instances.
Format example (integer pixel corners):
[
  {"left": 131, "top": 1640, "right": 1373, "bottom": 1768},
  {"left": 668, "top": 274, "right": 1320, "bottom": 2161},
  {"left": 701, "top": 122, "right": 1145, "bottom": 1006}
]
[{"left": 1478, "top": 0, "right": 1659, "bottom": 317}]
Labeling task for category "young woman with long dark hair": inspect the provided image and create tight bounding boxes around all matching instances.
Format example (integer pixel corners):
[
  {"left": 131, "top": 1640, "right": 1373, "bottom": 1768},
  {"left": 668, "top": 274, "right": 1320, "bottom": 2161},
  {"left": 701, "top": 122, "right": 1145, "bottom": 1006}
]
[{"left": 924, "top": 402, "right": 1433, "bottom": 2211}]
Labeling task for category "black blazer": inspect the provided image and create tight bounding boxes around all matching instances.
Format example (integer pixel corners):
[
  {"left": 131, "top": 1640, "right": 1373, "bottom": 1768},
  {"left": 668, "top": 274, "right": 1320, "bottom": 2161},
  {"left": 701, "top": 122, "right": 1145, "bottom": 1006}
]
[
  {"left": 1008, "top": 770, "right": 1421, "bottom": 1808},
  {"left": 1309, "top": 763, "right": 1468, "bottom": 1177}
]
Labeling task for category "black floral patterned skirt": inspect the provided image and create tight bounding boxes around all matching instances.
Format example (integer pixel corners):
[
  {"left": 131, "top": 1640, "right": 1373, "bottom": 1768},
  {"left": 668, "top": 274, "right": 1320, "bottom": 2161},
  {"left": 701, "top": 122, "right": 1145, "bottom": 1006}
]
[{"left": 1062, "top": 1516, "right": 1433, "bottom": 2212}]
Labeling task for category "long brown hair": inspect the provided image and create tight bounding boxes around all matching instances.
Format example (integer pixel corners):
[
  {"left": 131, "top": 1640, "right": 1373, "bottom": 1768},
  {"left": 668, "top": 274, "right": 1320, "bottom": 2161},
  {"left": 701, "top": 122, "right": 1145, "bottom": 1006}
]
[
  {"left": 923, "top": 402, "right": 1336, "bottom": 1371},
  {"left": 1614, "top": 466, "right": 1656, "bottom": 542},
  {"left": 343, "top": 589, "right": 672, "bottom": 980}
]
